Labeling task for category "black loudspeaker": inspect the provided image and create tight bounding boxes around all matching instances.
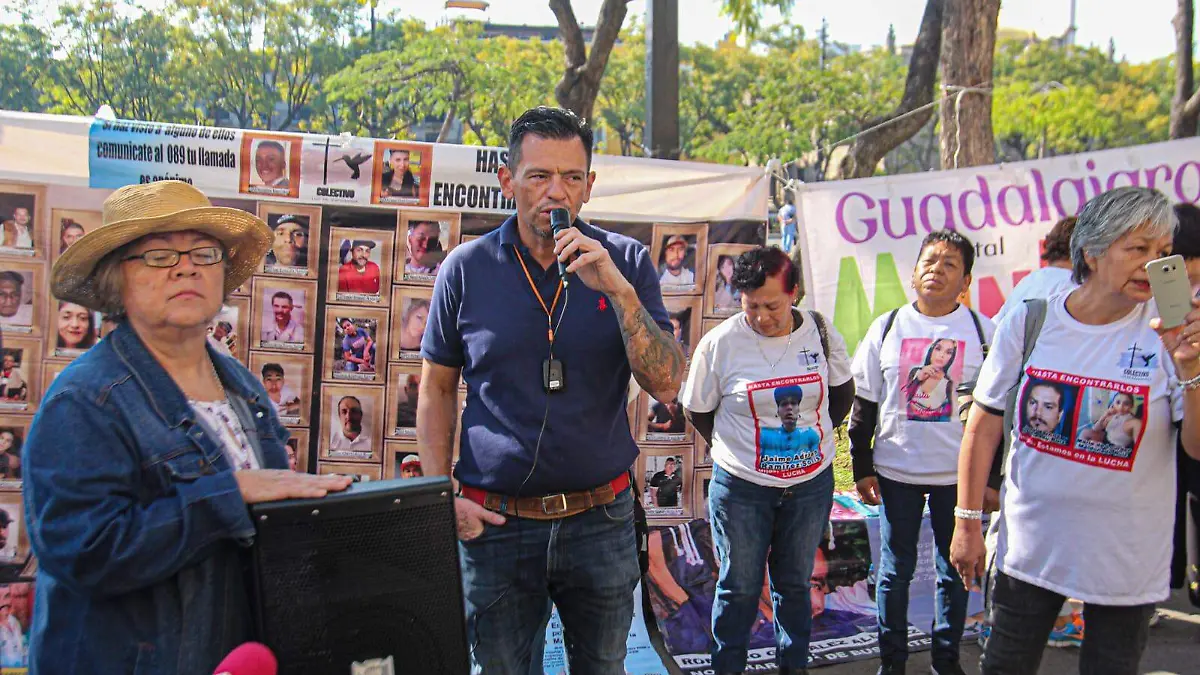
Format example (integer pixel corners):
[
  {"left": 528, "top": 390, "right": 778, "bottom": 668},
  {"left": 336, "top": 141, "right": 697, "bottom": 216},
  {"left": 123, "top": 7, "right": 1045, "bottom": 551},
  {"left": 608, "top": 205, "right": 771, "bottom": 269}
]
[{"left": 249, "top": 477, "right": 470, "bottom": 675}]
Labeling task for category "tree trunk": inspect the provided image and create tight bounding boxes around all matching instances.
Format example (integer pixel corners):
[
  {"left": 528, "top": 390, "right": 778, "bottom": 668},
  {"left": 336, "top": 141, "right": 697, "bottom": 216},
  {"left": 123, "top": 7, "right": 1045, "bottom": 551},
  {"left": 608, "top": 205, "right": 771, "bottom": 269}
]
[
  {"left": 938, "top": 0, "right": 1000, "bottom": 169},
  {"left": 1171, "top": 0, "right": 1200, "bottom": 138},
  {"left": 550, "top": 0, "right": 631, "bottom": 120},
  {"left": 838, "top": 0, "right": 943, "bottom": 179}
]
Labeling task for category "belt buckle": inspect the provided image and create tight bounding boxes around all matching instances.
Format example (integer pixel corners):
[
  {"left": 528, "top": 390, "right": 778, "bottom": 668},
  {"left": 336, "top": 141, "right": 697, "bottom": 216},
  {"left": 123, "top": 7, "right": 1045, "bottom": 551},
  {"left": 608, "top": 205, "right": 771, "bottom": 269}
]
[{"left": 541, "top": 493, "right": 569, "bottom": 515}]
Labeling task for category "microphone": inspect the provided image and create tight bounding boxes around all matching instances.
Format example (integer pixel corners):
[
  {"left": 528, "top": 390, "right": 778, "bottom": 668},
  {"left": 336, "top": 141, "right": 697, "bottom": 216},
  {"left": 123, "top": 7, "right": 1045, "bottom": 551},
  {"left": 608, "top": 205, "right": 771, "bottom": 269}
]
[
  {"left": 550, "top": 207, "right": 571, "bottom": 285},
  {"left": 213, "top": 643, "right": 277, "bottom": 675}
]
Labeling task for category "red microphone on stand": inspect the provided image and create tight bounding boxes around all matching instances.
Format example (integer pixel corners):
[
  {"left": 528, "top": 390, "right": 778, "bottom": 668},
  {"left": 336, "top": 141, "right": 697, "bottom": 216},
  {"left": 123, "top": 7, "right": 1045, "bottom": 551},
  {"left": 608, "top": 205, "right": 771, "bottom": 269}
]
[{"left": 213, "top": 643, "right": 277, "bottom": 675}]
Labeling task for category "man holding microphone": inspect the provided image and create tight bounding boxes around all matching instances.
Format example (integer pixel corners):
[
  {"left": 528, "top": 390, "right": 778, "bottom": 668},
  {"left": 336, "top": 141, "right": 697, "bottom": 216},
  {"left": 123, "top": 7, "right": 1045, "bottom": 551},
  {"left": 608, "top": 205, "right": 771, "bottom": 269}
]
[{"left": 417, "top": 106, "right": 684, "bottom": 674}]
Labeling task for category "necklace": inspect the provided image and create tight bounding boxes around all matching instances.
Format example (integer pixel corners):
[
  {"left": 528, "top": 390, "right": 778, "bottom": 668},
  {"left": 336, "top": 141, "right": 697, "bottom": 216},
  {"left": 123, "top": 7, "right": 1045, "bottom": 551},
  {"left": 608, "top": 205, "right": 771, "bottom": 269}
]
[{"left": 751, "top": 313, "right": 795, "bottom": 372}]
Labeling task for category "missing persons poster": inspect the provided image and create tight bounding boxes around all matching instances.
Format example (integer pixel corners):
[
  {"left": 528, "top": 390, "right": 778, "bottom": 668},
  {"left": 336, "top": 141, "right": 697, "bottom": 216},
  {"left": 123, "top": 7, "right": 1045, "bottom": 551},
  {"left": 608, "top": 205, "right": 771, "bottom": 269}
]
[{"left": 644, "top": 496, "right": 986, "bottom": 673}]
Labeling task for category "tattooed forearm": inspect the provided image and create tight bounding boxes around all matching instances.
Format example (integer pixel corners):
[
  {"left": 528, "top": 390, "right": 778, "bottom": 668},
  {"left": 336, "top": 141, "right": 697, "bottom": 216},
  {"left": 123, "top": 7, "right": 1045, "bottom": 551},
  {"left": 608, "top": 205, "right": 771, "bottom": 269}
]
[{"left": 612, "top": 287, "right": 685, "bottom": 401}]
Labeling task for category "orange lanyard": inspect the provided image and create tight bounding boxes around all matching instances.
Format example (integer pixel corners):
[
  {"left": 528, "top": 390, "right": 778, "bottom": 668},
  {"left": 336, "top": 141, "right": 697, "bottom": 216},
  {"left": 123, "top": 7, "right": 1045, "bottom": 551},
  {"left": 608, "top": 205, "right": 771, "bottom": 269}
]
[{"left": 515, "top": 251, "right": 564, "bottom": 344}]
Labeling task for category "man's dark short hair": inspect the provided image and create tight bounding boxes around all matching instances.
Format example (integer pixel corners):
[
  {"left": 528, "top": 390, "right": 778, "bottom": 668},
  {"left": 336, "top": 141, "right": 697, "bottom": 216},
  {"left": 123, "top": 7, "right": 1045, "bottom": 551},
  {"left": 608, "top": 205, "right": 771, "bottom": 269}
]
[
  {"left": 507, "top": 106, "right": 594, "bottom": 170},
  {"left": 1174, "top": 204, "right": 1200, "bottom": 260},
  {"left": 337, "top": 395, "right": 362, "bottom": 409},
  {"left": 271, "top": 291, "right": 294, "bottom": 305},
  {"left": 1041, "top": 217, "right": 1076, "bottom": 263},
  {"left": 0, "top": 272, "right": 23, "bottom": 289},
  {"left": 257, "top": 140, "right": 286, "bottom": 157},
  {"left": 0, "top": 510, "right": 12, "bottom": 527},
  {"left": 261, "top": 363, "right": 284, "bottom": 378},
  {"left": 1029, "top": 380, "right": 1065, "bottom": 407},
  {"left": 732, "top": 246, "right": 799, "bottom": 294},
  {"left": 918, "top": 230, "right": 976, "bottom": 275}
]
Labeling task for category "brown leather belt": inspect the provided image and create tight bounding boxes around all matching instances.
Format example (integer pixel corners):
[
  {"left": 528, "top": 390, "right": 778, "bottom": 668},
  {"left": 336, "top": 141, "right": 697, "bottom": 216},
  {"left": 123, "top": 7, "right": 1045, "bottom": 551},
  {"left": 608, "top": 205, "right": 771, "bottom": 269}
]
[{"left": 458, "top": 473, "right": 631, "bottom": 521}]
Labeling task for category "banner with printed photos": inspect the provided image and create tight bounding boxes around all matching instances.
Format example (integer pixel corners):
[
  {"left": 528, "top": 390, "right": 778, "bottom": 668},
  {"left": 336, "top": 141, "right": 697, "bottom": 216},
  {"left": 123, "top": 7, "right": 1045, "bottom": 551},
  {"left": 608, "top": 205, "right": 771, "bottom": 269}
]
[{"left": 645, "top": 499, "right": 987, "bottom": 673}]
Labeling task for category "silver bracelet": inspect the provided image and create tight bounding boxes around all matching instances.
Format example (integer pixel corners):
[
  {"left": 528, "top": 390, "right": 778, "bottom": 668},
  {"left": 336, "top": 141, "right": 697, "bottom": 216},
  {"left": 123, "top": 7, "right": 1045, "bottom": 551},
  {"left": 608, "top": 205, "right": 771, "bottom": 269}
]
[
  {"left": 954, "top": 506, "right": 984, "bottom": 520},
  {"left": 1183, "top": 372, "right": 1200, "bottom": 391}
]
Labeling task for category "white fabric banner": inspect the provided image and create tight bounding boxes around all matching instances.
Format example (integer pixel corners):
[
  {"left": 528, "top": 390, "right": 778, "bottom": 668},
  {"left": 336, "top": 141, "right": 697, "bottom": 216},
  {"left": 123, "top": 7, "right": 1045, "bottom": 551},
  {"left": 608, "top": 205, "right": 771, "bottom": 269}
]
[
  {"left": 0, "top": 110, "right": 769, "bottom": 224},
  {"left": 798, "top": 138, "right": 1200, "bottom": 350}
]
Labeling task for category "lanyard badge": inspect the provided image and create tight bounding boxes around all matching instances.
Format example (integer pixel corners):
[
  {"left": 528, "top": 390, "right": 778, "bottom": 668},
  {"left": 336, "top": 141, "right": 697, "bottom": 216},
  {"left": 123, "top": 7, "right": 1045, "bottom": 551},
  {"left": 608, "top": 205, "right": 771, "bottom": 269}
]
[{"left": 515, "top": 251, "right": 567, "bottom": 393}]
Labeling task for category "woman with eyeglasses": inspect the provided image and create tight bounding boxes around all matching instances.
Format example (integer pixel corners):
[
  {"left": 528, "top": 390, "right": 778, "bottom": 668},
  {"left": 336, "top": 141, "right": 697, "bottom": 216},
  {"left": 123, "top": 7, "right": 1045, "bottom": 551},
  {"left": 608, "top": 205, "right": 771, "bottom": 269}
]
[{"left": 23, "top": 181, "right": 351, "bottom": 675}]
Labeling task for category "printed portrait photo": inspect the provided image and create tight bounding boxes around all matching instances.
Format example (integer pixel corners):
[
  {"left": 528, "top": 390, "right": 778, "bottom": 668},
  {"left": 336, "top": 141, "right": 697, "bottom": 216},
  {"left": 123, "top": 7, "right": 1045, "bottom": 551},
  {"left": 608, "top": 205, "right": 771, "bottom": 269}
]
[
  {"left": 692, "top": 468, "right": 712, "bottom": 521},
  {"left": 0, "top": 581, "right": 34, "bottom": 668},
  {"left": 46, "top": 297, "right": 102, "bottom": 360},
  {"left": 322, "top": 306, "right": 389, "bottom": 385},
  {"left": 641, "top": 393, "right": 691, "bottom": 444},
  {"left": 398, "top": 212, "right": 460, "bottom": 284},
  {"left": 391, "top": 287, "right": 432, "bottom": 361},
  {"left": 259, "top": 203, "right": 322, "bottom": 279},
  {"left": 640, "top": 452, "right": 688, "bottom": 518},
  {"left": 384, "top": 442, "right": 424, "bottom": 480},
  {"left": 0, "top": 263, "right": 43, "bottom": 335},
  {"left": 746, "top": 374, "right": 826, "bottom": 480},
  {"left": 1018, "top": 376, "right": 1078, "bottom": 448},
  {"left": 252, "top": 278, "right": 316, "bottom": 353},
  {"left": 241, "top": 135, "right": 301, "bottom": 198},
  {"left": 387, "top": 364, "right": 421, "bottom": 439},
  {"left": 694, "top": 434, "right": 712, "bottom": 468},
  {"left": 318, "top": 461, "right": 382, "bottom": 483},
  {"left": 705, "top": 244, "right": 754, "bottom": 317},
  {"left": 650, "top": 223, "right": 708, "bottom": 296},
  {"left": 51, "top": 209, "right": 101, "bottom": 262},
  {"left": 0, "top": 416, "right": 30, "bottom": 485},
  {"left": 0, "top": 184, "right": 43, "bottom": 258},
  {"left": 41, "top": 361, "right": 67, "bottom": 393},
  {"left": 899, "top": 338, "right": 966, "bottom": 423},
  {"left": 248, "top": 352, "right": 313, "bottom": 427},
  {"left": 285, "top": 429, "right": 310, "bottom": 473},
  {"left": 206, "top": 296, "right": 250, "bottom": 364},
  {"left": 319, "top": 384, "right": 384, "bottom": 463},
  {"left": 1072, "top": 386, "right": 1147, "bottom": 470},
  {"left": 326, "top": 226, "right": 394, "bottom": 306},
  {"left": 0, "top": 338, "right": 40, "bottom": 413},
  {"left": 664, "top": 296, "right": 702, "bottom": 361},
  {"left": 373, "top": 142, "right": 433, "bottom": 207},
  {"left": 0, "top": 494, "right": 29, "bottom": 565}
]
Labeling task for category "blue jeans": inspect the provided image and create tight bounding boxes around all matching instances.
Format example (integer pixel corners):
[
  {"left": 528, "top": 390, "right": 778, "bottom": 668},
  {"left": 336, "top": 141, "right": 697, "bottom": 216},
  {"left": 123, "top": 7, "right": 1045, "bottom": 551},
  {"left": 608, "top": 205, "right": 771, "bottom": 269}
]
[
  {"left": 876, "top": 475, "right": 967, "bottom": 665},
  {"left": 782, "top": 228, "right": 797, "bottom": 252},
  {"left": 709, "top": 464, "right": 834, "bottom": 672},
  {"left": 459, "top": 487, "right": 641, "bottom": 675}
]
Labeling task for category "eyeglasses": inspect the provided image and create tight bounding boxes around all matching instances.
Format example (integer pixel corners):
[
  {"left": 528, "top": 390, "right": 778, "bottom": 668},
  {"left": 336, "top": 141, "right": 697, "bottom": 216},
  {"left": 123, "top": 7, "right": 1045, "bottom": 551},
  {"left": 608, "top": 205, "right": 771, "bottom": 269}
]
[{"left": 123, "top": 246, "right": 224, "bottom": 268}]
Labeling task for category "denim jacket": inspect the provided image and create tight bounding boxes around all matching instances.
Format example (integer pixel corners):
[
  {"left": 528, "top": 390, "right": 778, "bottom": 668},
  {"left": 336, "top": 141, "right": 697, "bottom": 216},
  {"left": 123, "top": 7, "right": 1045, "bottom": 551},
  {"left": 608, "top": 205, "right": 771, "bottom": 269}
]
[{"left": 23, "top": 322, "right": 290, "bottom": 675}]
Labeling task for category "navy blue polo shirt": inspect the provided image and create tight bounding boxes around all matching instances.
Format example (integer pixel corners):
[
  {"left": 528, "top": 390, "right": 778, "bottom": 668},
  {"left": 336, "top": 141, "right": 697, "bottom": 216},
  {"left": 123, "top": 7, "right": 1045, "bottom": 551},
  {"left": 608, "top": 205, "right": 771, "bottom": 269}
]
[{"left": 421, "top": 215, "right": 672, "bottom": 496}]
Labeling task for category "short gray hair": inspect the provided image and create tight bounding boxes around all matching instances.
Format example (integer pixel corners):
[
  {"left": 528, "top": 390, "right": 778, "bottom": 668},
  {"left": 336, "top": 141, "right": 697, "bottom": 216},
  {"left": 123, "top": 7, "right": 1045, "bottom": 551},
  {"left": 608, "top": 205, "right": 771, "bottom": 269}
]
[{"left": 1071, "top": 187, "right": 1178, "bottom": 284}]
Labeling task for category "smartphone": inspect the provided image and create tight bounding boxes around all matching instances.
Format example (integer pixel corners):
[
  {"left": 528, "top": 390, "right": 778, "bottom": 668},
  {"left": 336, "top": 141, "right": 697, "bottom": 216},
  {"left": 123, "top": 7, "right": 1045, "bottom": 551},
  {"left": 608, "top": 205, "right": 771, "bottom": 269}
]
[{"left": 1146, "top": 255, "right": 1193, "bottom": 329}]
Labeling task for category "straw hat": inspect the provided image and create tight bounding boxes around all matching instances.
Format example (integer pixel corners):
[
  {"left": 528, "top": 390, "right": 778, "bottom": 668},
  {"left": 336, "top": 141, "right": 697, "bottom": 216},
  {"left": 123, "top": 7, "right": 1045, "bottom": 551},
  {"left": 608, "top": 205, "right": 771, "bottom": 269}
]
[{"left": 51, "top": 181, "right": 272, "bottom": 312}]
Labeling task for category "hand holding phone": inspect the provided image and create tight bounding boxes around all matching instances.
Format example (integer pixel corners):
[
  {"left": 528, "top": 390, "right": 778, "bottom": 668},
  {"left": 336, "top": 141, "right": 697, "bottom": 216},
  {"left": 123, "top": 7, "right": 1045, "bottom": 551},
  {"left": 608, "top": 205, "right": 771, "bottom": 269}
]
[{"left": 1146, "top": 255, "right": 1193, "bottom": 330}]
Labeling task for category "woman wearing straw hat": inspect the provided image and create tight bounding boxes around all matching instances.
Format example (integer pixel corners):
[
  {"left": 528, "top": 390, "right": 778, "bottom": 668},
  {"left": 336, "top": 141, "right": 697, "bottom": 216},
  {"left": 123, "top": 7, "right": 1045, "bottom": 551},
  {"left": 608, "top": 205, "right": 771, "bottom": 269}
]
[{"left": 23, "top": 181, "right": 351, "bottom": 674}]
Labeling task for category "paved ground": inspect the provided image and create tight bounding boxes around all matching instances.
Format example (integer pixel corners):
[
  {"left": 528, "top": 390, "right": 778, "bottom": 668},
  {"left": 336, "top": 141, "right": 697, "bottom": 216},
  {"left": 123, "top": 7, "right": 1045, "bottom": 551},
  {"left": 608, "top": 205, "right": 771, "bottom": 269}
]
[{"left": 816, "top": 590, "right": 1200, "bottom": 674}]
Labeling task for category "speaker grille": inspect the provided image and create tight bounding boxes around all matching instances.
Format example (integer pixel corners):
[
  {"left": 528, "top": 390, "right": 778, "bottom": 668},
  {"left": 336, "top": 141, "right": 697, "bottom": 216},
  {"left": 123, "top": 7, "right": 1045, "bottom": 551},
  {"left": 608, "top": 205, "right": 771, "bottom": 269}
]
[{"left": 253, "top": 492, "right": 469, "bottom": 675}]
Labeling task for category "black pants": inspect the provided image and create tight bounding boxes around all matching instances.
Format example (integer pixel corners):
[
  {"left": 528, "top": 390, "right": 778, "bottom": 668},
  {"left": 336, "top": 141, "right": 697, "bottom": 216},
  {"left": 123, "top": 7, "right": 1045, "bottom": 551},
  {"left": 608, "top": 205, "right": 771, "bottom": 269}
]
[{"left": 981, "top": 571, "right": 1155, "bottom": 675}]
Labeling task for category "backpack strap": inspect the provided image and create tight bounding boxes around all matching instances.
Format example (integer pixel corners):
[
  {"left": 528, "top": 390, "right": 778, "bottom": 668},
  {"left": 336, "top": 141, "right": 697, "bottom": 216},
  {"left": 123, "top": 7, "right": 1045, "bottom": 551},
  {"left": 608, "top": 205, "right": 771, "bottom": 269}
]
[
  {"left": 880, "top": 308, "right": 901, "bottom": 347},
  {"left": 968, "top": 308, "right": 989, "bottom": 357},
  {"left": 1020, "top": 298, "right": 1047, "bottom": 371},
  {"left": 999, "top": 297, "right": 1049, "bottom": 469},
  {"left": 809, "top": 310, "right": 830, "bottom": 359}
]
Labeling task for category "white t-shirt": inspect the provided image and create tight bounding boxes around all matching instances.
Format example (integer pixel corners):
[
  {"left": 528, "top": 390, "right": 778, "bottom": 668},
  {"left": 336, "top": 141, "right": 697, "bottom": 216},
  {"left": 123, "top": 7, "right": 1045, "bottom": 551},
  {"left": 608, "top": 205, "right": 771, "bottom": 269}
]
[
  {"left": 681, "top": 310, "right": 852, "bottom": 487},
  {"left": 993, "top": 266, "right": 1077, "bottom": 325},
  {"left": 973, "top": 293, "right": 1183, "bottom": 605},
  {"left": 851, "top": 304, "right": 996, "bottom": 485}
]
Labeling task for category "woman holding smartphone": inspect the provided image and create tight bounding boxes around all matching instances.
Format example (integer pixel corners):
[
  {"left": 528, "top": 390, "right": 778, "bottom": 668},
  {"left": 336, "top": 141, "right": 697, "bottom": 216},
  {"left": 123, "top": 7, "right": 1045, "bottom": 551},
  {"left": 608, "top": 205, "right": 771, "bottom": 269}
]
[{"left": 952, "top": 186, "right": 1200, "bottom": 674}]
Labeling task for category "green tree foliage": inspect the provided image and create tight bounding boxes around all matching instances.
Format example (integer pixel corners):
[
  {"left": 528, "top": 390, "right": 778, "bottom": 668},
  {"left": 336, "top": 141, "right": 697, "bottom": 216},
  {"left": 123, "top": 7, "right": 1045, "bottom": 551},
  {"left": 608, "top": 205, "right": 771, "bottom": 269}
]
[
  {"left": 992, "top": 38, "right": 1173, "bottom": 160},
  {"left": 0, "top": 23, "right": 52, "bottom": 113}
]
